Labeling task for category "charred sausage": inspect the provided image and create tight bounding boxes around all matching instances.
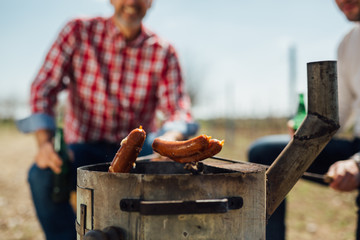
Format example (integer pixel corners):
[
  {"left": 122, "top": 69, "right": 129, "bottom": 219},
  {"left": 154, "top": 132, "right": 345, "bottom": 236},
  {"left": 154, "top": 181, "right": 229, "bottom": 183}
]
[
  {"left": 108, "top": 127, "right": 146, "bottom": 173},
  {"left": 152, "top": 134, "right": 224, "bottom": 163},
  {"left": 170, "top": 139, "right": 224, "bottom": 163},
  {"left": 152, "top": 134, "right": 211, "bottom": 158}
]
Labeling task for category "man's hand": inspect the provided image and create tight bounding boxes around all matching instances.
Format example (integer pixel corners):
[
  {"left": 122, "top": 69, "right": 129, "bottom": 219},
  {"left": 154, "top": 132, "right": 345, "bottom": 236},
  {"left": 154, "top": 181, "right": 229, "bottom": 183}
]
[
  {"left": 35, "top": 142, "right": 63, "bottom": 173},
  {"left": 287, "top": 120, "right": 295, "bottom": 137},
  {"left": 327, "top": 159, "right": 360, "bottom": 192},
  {"left": 34, "top": 129, "right": 62, "bottom": 174},
  {"left": 158, "top": 130, "right": 184, "bottom": 141}
]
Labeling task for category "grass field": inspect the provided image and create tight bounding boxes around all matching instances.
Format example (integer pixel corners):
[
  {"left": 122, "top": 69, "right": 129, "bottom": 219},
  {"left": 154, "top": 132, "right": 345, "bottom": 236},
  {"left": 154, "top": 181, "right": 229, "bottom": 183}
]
[{"left": 0, "top": 119, "right": 358, "bottom": 239}]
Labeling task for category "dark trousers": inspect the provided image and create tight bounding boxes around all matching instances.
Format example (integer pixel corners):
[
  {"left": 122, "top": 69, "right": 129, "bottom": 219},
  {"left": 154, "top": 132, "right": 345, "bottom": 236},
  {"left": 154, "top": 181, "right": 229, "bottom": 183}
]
[
  {"left": 248, "top": 135, "right": 360, "bottom": 240},
  {"left": 28, "top": 140, "right": 152, "bottom": 240}
]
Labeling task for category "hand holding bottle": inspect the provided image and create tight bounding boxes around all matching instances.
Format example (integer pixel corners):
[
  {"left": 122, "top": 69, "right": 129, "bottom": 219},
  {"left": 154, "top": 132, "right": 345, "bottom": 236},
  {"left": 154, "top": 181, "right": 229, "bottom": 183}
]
[
  {"left": 34, "top": 129, "right": 62, "bottom": 174},
  {"left": 51, "top": 127, "right": 72, "bottom": 203},
  {"left": 287, "top": 119, "right": 296, "bottom": 137}
]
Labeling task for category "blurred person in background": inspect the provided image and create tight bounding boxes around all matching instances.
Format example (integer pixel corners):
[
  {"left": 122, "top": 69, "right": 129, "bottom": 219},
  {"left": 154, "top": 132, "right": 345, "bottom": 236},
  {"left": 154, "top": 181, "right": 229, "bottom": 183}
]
[
  {"left": 248, "top": 0, "right": 360, "bottom": 239},
  {"left": 16, "top": 0, "right": 198, "bottom": 239}
]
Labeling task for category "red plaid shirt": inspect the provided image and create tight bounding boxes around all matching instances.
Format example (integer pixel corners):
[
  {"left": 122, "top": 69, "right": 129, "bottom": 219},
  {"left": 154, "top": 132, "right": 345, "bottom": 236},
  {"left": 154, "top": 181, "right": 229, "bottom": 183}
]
[{"left": 30, "top": 17, "right": 193, "bottom": 143}]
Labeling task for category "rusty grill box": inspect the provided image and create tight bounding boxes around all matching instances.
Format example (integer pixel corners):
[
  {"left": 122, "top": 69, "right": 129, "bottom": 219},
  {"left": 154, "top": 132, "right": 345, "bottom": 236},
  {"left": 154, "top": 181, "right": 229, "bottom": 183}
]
[{"left": 76, "top": 160, "right": 266, "bottom": 240}]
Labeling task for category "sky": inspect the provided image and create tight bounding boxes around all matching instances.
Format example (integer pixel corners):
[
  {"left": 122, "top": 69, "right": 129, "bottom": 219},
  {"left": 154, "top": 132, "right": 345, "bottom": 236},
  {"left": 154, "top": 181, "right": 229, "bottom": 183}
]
[{"left": 0, "top": 0, "right": 354, "bottom": 119}]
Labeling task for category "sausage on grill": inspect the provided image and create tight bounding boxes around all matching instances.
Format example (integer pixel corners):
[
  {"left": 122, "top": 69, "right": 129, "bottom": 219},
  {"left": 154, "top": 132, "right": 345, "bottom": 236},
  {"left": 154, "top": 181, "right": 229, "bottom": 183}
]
[
  {"left": 170, "top": 139, "right": 224, "bottom": 163},
  {"left": 108, "top": 126, "right": 146, "bottom": 173},
  {"left": 152, "top": 135, "right": 224, "bottom": 163},
  {"left": 152, "top": 134, "right": 211, "bottom": 158}
]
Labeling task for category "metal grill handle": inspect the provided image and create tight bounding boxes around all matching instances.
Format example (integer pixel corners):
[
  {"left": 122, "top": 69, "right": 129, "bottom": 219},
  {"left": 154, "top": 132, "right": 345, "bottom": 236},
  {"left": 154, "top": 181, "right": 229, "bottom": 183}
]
[{"left": 120, "top": 197, "right": 243, "bottom": 215}]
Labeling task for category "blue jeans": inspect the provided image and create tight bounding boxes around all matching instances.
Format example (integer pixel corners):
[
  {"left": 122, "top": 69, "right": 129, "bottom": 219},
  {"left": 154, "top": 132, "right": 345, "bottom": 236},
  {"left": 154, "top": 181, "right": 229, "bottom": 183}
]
[
  {"left": 248, "top": 135, "right": 360, "bottom": 240},
  {"left": 28, "top": 140, "right": 153, "bottom": 240}
]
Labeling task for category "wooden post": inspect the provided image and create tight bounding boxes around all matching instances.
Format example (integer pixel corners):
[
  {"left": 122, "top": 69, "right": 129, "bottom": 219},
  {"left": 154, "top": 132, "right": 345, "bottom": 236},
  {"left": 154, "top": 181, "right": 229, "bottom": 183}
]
[{"left": 266, "top": 61, "right": 339, "bottom": 219}]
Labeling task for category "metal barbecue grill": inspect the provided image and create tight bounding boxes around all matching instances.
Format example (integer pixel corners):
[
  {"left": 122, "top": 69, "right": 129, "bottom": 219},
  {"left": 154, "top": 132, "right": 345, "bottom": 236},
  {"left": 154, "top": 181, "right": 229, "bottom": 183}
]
[{"left": 76, "top": 160, "right": 266, "bottom": 240}]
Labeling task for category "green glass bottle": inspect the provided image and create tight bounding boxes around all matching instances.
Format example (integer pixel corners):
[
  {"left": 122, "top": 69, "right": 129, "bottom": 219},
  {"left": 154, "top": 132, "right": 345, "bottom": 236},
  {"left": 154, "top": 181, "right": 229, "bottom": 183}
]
[
  {"left": 52, "top": 127, "right": 71, "bottom": 203},
  {"left": 292, "top": 93, "right": 306, "bottom": 131}
]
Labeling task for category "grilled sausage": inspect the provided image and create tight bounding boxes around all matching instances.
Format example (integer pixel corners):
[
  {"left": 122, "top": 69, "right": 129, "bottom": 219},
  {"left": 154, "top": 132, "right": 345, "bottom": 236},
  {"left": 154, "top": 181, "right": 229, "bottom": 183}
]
[
  {"left": 108, "top": 127, "right": 146, "bottom": 173},
  {"left": 170, "top": 139, "right": 224, "bottom": 163},
  {"left": 152, "top": 134, "right": 211, "bottom": 158}
]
